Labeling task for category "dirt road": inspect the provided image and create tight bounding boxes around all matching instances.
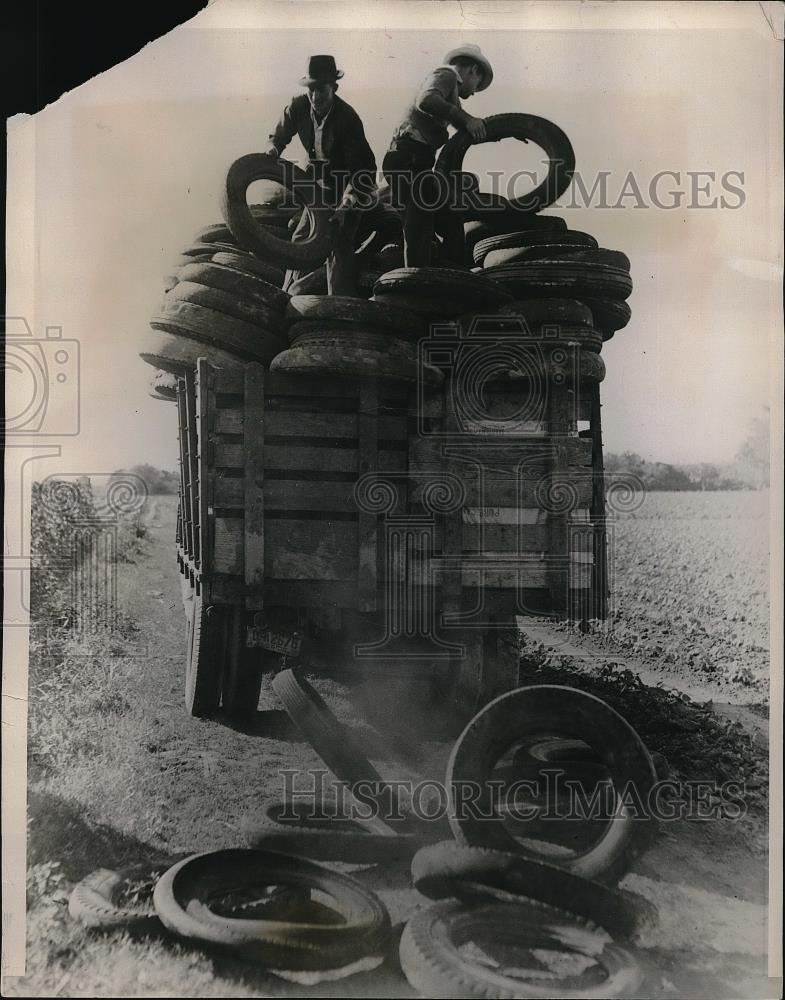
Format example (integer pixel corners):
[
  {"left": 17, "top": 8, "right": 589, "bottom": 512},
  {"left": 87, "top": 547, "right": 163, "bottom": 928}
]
[{"left": 10, "top": 495, "right": 774, "bottom": 998}]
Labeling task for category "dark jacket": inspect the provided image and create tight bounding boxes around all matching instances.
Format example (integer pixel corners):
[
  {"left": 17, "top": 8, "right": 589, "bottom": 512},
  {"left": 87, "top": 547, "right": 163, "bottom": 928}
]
[{"left": 267, "top": 94, "right": 376, "bottom": 203}]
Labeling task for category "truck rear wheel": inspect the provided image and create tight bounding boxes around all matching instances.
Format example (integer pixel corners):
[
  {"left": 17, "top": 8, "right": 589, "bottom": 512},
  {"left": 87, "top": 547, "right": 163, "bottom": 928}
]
[
  {"left": 220, "top": 607, "right": 264, "bottom": 719},
  {"left": 185, "top": 594, "right": 222, "bottom": 718}
]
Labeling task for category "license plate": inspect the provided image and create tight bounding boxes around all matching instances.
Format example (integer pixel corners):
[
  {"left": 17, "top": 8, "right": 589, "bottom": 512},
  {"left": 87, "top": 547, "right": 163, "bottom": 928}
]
[{"left": 246, "top": 627, "right": 302, "bottom": 656}]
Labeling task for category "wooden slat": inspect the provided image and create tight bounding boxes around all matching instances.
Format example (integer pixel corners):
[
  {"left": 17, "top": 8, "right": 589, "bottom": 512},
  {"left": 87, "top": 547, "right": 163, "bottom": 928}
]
[
  {"left": 263, "top": 481, "right": 362, "bottom": 512},
  {"left": 408, "top": 437, "right": 592, "bottom": 471},
  {"left": 185, "top": 369, "right": 202, "bottom": 568},
  {"left": 244, "top": 364, "right": 266, "bottom": 590},
  {"left": 214, "top": 443, "right": 245, "bottom": 468},
  {"left": 176, "top": 384, "right": 193, "bottom": 561},
  {"left": 265, "top": 519, "right": 358, "bottom": 580},
  {"left": 196, "top": 362, "right": 210, "bottom": 576},
  {"left": 213, "top": 516, "right": 244, "bottom": 575},
  {"left": 261, "top": 411, "right": 408, "bottom": 441},
  {"left": 214, "top": 409, "right": 243, "bottom": 434},
  {"left": 408, "top": 523, "right": 595, "bottom": 553},
  {"left": 415, "top": 476, "right": 594, "bottom": 508},
  {"left": 213, "top": 476, "right": 244, "bottom": 507},
  {"left": 358, "top": 381, "right": 379, "bottom": 612}
]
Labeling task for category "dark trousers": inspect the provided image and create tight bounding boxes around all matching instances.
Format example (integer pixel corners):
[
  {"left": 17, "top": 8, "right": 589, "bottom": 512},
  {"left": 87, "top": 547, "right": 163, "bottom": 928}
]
[{"left": 382, "top": 137, "right": 464, "bottom": 268}]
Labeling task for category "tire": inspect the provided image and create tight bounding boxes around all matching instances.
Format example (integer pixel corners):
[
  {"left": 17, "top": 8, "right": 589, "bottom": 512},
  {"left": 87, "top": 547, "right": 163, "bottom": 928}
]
[
  {"left": 222, "top": 154, "right": 332, "bottom": 268},
  {"left": 270, "top": 332, "right": 444, "bottom": 385},
  {"left": 435, "top": 113, "right": 575, "bottom": 214},
  {"left": 220, "top": 606, "right": 263, "bottom": 719},
  {"left": 465, "top": 216, "right": 567, "bottom": 253},
  {"left": 166, "top": 281, "right": 287, "bottom": 334},
  {"left": 477, "top": 347, "right": 605, "bottom": 385},
  {"left": 410, "top": 842, "right": 658, "bottom": 941},
  {"left": 149, "top": 370, "right": 179, "bottom": 401},
  {"left": 69, "top": 860, "right": 175, "bottom": 932},
  {"left": 286, "top": 319, "right": 423, "bottom": 345},
  {"left": 399, "top": 901, "right": 642, "bottom": 999},
  {"left": 370, "top": 291, "right": 466, "bottom": 320},
  {"left": 481, "top": 261, "right": 634, "bottom": 302},
  {"left": 153, "top": 848, "right": 390, "bottom": 969},
  {"left": 484, "top": 246, "right": 630, "bottom": 271},
  {"left": 185, "top": 593, "right": 222, "bottom": 718},
  {"left": 576, "top": 296, "right": 632, "bottom": 335},
  {"left": 460, "top": 297, "right": 594, "bottom": 331},
  {"left": 194, "top": 223, "right": 239, "bottom": 246},
  {"left": 178, "top": 261, "right": 289, "bottom": 312},
  {"left": 287, "top": 294, "right": 426, "bottom": 337},
  {"left": 475, "top": 230, "right": 598, "bottom": 267},
  {"left": 210, "top": 251, "right": 285, "bottom": 288},
  {"left": 445, "top": 685, "right": 658, "bottom": 883},
  {"left": 242, "top": 800, "right": 421, "bottom": 863},
  {"left": 139, "top": 329, "right": 247, "bottom": 375},
  {"left": 271, "top": 669, "right": 411, "bottom": 836},
  {"left": 373, "top": 267, "right": 512, "bottom": 307},
  {"left": 152, "top": 302, "right": 286, "bottom": 364}
]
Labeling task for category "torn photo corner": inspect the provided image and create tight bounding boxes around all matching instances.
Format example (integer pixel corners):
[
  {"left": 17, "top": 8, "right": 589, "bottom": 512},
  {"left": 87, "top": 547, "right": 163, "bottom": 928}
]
[{"left": 3, "top": 1, "right": 783, "bottom": 996}]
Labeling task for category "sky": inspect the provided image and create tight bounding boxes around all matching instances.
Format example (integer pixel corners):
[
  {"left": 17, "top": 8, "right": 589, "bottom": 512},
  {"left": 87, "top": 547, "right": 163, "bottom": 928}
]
[{"left": 6, "top": 0, "right": 783, "bottom": 480}]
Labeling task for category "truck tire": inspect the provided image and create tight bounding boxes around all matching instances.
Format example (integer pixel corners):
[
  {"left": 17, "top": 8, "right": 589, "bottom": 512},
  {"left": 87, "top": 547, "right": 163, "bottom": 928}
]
[
  {"left": 270, "top": 331, "right": 443, "bottom": 385},
  {"left": 178, "top": 261, "right": 288, "bottom": 312},
  {"left": 465, "top": 215, "right": 567, "bottom": 254},
  {"left": 220, "top": 607, "right": 263, "bottom": 719},
  {"left": 210, "top": 251, "right": 286, "bottom": 288},
  {"left": 185, "top": 594, "right": 222, "bottom": 718},
  {"left": 151, "top": 302, "right": 286, "bottom": 364},
  {"left": 575, "top": 296, "right": 632, "bottom": 335},
  {"left": 436, "top": 113, "right": 575, "bottom": 214},
  {"left": 484, "top": 246, "right": 630, "bottom": 270},
  {"left": 481, "top": 261, "right": 633, "bottom": 301},
  {"left": 166, "top": 282, "right": 287, "bottom": 334},
  {"left": 287, "top": 294, "right": 426, "bottom": 336},
  {"left": 399, "top": 901, "right": 642, "bottom": 999},
  {"left": 222, "top": 154, "right": 332, "bottom": 269},
  {"left": 445, "top": 685, "right": 658, "bottom": 883},
  {"left": 140, "top": 329, "right": 246, "bottom": 375},
  {"left": 474, "top": 230, "right": 598, "bottom": 267},
  {"left": 458, "top": 297, "right": 594, "bottom": 332},
  {"left": 410, "top": 842, "right": 658, "bottom": 940},
  {"left": 373, "top": 267, "right": 512, "bottom": 307},
  {"left": 153, "top": 848, "right": 390, "bottom": 970},
  {"left": 370, "top": 291, "right": 467, "bottom": 319}
]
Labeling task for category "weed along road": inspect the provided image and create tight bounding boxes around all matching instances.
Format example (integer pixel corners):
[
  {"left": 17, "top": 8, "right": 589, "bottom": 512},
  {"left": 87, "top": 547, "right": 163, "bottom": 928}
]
[{"left": 17, "top": 491, "right": 771, "bottom": 999}]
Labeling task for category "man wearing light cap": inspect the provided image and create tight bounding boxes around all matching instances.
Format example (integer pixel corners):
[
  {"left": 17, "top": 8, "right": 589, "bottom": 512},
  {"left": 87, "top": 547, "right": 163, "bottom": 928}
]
[{"left": 383, "top": 44, "right": 494, "bottom": 267}]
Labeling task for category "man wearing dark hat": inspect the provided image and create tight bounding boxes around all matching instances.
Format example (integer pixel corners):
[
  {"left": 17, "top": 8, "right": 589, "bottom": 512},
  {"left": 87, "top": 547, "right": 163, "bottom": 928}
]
[
  {"left": 383, "top": 44, "right": 494, "bottom": 267},
  {"left": 265, "top": 55, "right": 376, "bottom": 294}
]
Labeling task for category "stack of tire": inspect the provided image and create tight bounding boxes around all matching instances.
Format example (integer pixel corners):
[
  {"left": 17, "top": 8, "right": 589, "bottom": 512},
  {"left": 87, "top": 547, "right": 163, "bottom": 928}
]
[
  {"left": 270, "top": 293, "right": 444, "bottom": 384},
  {"left": 140, "top": 205, "right": 295, "bottom": 382}
]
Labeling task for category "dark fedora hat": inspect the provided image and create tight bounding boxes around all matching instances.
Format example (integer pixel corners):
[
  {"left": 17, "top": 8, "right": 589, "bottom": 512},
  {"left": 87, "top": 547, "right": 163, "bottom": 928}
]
[{"left": 299, "top": 55, "right": 344, "bottom": 86}]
